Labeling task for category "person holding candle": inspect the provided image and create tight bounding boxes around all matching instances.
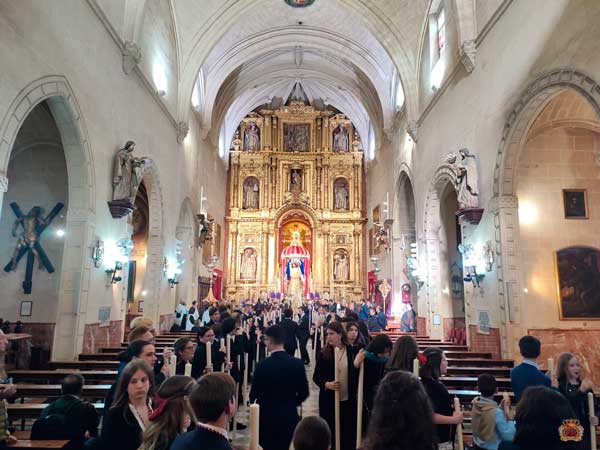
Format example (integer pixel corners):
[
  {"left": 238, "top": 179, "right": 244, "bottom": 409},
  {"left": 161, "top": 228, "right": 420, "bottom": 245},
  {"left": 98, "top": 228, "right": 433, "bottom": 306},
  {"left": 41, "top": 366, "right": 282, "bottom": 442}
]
[
  {"left": 386, "top": 335, "right": 419, "bottom": 373},
  {"left": 250, "top": 325, "right": 309, "bottom": 450},
  {"left": 555, "top": 352, "right": 599, "bottom": 450},
  {"left": 169, "top": 373, "right": 238, "bottom": 450},
  {"left": 100, "top": 360, "right": 154, "bottom": 450},
  {"left": 313, "top": 321, "right": 358, "bottom": 450},
  {"left": 360, "top": 370, "right": 437, "bottom": 450},
  {"left": 419, "top": 347, "right": 463, "bottom": 449},
  {"left": 353, "top": 334, "right": 393, "bottom": 431},
  {"left": 509, "top": 336, "right": 551, "bottom": 402},
  {"left": 191, "top": 327, "right": 221, "bottom": 378},
  {"left": 138, "top": 376, "right": 196, "bottom": 450},
  {"left": 345, "top": 321, "right": 366, "bottom": 357},
  {"left": 471, "top": 374, "right": 515, "bottom": 450},
  {"left": 173, "top": 338, "right": 195, "bottom": 376}
]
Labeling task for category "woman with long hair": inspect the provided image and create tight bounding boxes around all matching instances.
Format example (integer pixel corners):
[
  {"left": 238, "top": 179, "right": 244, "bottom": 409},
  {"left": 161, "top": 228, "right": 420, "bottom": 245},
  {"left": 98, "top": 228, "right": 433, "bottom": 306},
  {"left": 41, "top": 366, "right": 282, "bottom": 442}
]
[
  {"left": 361, "top": 371, "right": 437, "bottom": 450},
  {"left": 499, "top": 386, "right": 578, "bottom": 450},
  {"left": 419, "top": 347, "right": 463, "bottom": 449},
  {"left": 101, "top": 360, "right": 154, "bottom": 450},
  {"left": 555, "top": 352, "right": 599, "bottom": 450},
  {"left": 313, "top": 321, "right": 358, "bottom": 450},
  {"left": 354, "top": 334, "right": 393, "bottom": 431},
  {"left": 138, "top": 376, "right": 196, "bottom": 450},
  {"left": 386, "top": 335, "right": 419, "bottom": 373},
  {"left": 345, "top": 321, "right": 365, "bottom": 356}
]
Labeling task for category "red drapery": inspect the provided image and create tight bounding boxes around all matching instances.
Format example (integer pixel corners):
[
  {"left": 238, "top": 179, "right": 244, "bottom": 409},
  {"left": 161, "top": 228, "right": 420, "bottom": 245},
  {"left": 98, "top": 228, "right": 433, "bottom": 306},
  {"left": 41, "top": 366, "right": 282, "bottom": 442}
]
[{"left": 213, "top": 268, "right": 223, "bottom": 300}]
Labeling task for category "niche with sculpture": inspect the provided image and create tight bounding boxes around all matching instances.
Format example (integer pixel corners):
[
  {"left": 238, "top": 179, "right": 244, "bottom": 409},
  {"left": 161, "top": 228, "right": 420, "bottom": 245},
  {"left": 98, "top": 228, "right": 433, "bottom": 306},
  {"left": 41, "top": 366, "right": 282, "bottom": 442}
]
[
  {"left": 333, "top": 248, "right": 350, "bottom": 282},
  {"left": 333, "top": 178, "right": 349, "bottom": 210},
  {"left": 240, "top": 247, "right": 258, "bottom": 281},
  {"left": 242, "top": 177, "right": 260, "bottom": 210}
]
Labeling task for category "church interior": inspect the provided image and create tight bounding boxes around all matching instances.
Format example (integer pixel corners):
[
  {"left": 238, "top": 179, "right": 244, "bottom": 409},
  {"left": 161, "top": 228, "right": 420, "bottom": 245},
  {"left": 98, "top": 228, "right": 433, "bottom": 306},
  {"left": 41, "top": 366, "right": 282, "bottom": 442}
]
[{"left": 1, "top": 1, "right": 600, "bottom": 449}]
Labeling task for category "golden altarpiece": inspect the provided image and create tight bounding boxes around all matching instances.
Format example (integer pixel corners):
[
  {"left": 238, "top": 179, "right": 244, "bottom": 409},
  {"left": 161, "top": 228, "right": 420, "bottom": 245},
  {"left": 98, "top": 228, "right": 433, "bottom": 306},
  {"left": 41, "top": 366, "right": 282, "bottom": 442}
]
[{"left": 224, "top": 100, "right": 367, "bottom": 304}]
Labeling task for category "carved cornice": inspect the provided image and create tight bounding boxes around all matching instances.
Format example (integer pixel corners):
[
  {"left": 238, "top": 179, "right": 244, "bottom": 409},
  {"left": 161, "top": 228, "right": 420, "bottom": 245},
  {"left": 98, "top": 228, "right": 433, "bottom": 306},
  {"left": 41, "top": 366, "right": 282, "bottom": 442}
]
[
  {"left": 459, "top": 39, "right": 476, "bottom": 73},
  {"left": 176, "top": 121, "right": 190, "bottom": 144},
  {"left": 122, "top": 41, "right": 142, "bottom": 75}
]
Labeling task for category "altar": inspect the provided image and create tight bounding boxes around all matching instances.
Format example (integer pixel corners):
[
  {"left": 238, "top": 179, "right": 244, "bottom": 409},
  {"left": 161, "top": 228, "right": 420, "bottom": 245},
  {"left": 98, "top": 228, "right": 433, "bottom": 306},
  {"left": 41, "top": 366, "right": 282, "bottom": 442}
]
[{"left": 224, "top": 96, "right": 367, "bottom": 301}]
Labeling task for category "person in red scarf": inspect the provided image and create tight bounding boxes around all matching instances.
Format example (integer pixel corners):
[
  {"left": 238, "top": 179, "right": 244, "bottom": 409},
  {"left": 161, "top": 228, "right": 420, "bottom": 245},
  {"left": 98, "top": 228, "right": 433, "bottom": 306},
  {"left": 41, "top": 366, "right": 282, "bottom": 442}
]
[{"left": 139, "top": 375, "right": 196, "bottom": 450}]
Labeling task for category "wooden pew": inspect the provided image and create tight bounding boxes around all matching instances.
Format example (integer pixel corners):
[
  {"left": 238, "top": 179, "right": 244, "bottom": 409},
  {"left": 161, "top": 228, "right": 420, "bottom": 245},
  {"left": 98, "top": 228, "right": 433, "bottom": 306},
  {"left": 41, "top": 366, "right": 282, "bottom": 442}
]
[
  {"left": 9, "top": 370, "right": 117, "bottom": 383},
  {"left": 446, "top": 358, "right": 513, "bottom": 368},
  {"left": 446, "top": 366, "right": 511, "bottom": 377},
  {"left": 8, "top": 440, "right": 69, "bottom": 449},
  {"left": 15, "top": 384, "right": 111, "bottom": 399},
  {"left": 7, "top": 403, "right": 104, "bottom": 420},
  {"left": 441, "top": 376, "right": 511, "bottom": 389},
  {"left": 49, "top": 361, "right": 118, "bottom": 370}
]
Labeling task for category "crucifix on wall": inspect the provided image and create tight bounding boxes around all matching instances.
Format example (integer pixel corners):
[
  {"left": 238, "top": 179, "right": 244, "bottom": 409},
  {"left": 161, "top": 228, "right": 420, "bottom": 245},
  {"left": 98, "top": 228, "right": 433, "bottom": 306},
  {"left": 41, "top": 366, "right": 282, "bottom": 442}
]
[{"left": 3, "top": 202, "right": 64, "bottom": 294}]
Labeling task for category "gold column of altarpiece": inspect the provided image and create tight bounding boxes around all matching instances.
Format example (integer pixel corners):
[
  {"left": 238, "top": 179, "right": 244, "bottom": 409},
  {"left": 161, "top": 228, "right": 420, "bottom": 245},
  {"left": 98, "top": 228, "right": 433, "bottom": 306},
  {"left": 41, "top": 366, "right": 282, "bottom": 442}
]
[{"left": 224, "top": 101, "right": 367, "bottom": 302}]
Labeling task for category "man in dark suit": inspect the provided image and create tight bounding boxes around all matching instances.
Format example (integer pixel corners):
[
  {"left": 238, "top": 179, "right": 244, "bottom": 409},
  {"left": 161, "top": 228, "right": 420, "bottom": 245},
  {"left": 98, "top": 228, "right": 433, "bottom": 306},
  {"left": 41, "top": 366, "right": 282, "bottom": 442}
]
[
  {"left": 250, "top": 325, "right": 309, "bottom": 450},
  {"left": 280, "top": 308, "right": 299, "bottom": 356},
  {"left": 510, "top": 335, "right": 551, "bottom": 402},
  {"left": 297, "top": 305, "right": 311, "bottom": 364},
  {"left": 170, "top": 372, "right": 237, "bottom": 450}
]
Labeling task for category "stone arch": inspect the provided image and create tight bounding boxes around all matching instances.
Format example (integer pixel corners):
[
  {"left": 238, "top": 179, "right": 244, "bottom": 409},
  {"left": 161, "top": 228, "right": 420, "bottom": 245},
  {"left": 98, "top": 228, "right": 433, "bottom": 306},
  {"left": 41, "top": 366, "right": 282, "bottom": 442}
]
[
  {"left": 490, "top": 68, "right": 600, "bottom": 358},
  {"left": 137, "top": 159, "right": 165, "bottom": 329},
  {"left": 422, "top": 164, "right": 460, "bottom": 338},
  {"left": 175, "top": 197, "right": 196, "bottom": 309},
  {"left": 0, "top": 75, "right": 95, "bottom": 359}
]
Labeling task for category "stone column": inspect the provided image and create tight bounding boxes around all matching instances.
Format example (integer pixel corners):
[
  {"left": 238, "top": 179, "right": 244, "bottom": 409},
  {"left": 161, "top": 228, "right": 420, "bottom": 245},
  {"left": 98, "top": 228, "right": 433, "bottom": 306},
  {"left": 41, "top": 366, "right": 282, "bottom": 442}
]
[
  {"left": 261, "top": 226, "right": 269, "bottom": 285},
  {"left": 322, "top": 117, "right": 330, "bottom": 151},
  {"left": 0, "top": 174, "right": 7, "bottom": 219},
  {"left": 230, "top": 155, "right": 239, "bottom": 208},
  {"left": 229, "top": 229, "right": 239, "bottom": 286},
  {"left": 490, "top": 194, "right": 522, "bottom": 359}
]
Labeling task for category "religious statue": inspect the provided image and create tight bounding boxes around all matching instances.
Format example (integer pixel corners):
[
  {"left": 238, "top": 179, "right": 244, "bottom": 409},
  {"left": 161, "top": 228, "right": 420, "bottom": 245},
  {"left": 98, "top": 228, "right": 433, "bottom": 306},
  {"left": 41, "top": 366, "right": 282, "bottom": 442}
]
[
  {"left": 334, "top": 179, "right": 349, "bottom": 210},
  {"left": 240, "top": 248, "right": 257, "bottom": 280},
  {"left": 243, "top": 178, "right": 259, "bottom": 209},
  {"left": 449, "top": 148, "right": 479, "bottom": 209},
  {"left": 232, "top": 130, "right": 242, "bottom": 151},
  {"left": 244, "top": 123, "right": 260, "bottom": 151},
  {"left": 112, "top": 141, "right": 148, "bottom": 203},
  {"left": 4, "top": 202, "right": 64, "bottom": 294},
  {"left": 378, "top": 278, "right": 392, "bottom": 315},
  {"left": 333, "top": 250, "right": 349, "bottom": 281},
  {"left": 352, "top": 130, "right": 361, "bottom": 152},
  {"left": 280, "top": 230, "right": 311, "bottom": 309},
  {"left": 197, "top": 213, "right": 214, "bottom": 247},
  {"left": 373, "top": 222, "right": 390, "bottom": 254},
  {"left": 290, "top": 169, "right": 302, "bottom": 191},
  {"left": 333, "top": 123, "right": 349, "bottom": 152}
]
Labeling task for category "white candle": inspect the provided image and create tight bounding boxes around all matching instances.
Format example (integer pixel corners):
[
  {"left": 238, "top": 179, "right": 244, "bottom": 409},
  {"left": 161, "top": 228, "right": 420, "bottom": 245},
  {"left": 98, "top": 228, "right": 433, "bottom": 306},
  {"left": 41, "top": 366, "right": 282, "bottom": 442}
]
[
  {"left": 169, "top": 355, "right": 177, "bottom": 377},
  {"left": 413, "top": 358, "right": 419, "bottom": 377},
  {"left": 243, "top": 352, "right": 249, "bottom": 405},
  {"left": 232, "top": 382, "right": 239, "bottom": 440},
  {"left": 334, "top": 347, "right": 341, "bottom": 450},
  {"left": 454, "top": 397, "right": 463, "bottom": 450},
  {"left": 205, "top": 340, "right": 212, "bottom": 369},
  {"left": 589, "top": 392, "right": 597, "bottom": 450},
  {"left": 184, "top": 362, "right": 192, "bottom": 377},
  {"left": 226, "top": 335, "right": 231, "bottom": 370},
  {"left": 220, "top": 338, "right": 225, "bottom": 351},
  {"left": 320, "top": 325, "right": 325, "bottom": 348},
  {"left": 356, "top": 361, "right": 365, "bottom": 447},
  {"left": 547, "top": 357, "right": 554, "bottom": 374},
  {"left": 249, "top": 403, "right": 260, "bottom": 450}
]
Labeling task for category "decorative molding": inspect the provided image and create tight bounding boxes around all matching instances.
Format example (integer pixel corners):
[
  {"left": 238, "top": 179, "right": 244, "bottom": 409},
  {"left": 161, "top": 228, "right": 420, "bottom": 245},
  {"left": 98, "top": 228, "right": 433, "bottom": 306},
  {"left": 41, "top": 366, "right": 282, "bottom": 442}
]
[
  {"left": 0, "top": 174, "right": 8, "bottom": 193},
  {"left": 405, "top": 121, "right": 418, "bottom": 143},
  {"left": 176, "top": 121, "right": 190, "bottom": 144},
  {"left": 122, "top": 41, "right": 142, "bottom": 75},
  {"left": 459, "top": 40, "right": 476, "bottom": 73}
]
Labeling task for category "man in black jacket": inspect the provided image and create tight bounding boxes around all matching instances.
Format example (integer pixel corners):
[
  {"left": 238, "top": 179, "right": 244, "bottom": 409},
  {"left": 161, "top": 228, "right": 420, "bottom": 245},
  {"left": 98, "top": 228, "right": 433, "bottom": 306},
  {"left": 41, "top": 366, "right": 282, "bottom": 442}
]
[
  {"left": 280, "top": 308, "right": 299, "bottom": 356},
  {"left": 250, "top": 325, "right": 309, "bottom": 450},
  {"left": 297, "top": 305, "right": 310, "bottom": 365}
]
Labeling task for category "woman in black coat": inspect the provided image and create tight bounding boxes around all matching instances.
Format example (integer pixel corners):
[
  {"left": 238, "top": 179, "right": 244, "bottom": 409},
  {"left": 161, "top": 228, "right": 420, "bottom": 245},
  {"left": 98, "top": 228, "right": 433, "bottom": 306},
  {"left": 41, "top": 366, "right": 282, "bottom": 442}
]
[
  {"left": 313, "top": 322, "right": 357, "bottom": 450},
  {"left": 100, "top": 360, "right": 154, "bottom": 450}
]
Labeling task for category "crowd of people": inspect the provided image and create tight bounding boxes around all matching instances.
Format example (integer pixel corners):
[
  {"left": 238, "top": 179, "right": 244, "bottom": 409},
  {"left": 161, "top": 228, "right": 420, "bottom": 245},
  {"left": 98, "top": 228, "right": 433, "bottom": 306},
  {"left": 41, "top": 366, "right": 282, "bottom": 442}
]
[{"left": 0, "top": 297, "right": 598, "bottom": 450}]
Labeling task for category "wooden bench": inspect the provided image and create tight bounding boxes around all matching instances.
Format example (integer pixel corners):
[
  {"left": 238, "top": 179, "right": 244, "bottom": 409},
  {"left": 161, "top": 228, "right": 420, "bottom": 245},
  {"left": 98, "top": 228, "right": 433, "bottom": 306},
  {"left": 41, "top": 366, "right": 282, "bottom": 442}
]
[
  {"left": 49, "top": 361, "right": 119, "bottom": 370},
  {"left": 8, "top": 440, "right": 69, "bottom": 449},
  {"left": 446, "top": 366, "right": 511, "bottom": 377},
  {"left": 441, "top": 376, "right": 511, "bottom": 389},
  {"left": 447, "top": 358, "right": 514, "bottom": 368},
  {"left": 7, "top": 403, "right": 104, "bottom": 420},
  {"left": 15, "top": 384, "right": 111, "bottom": 400},
  {"left": 9, "top": 370, "right": 117, "bottom": 383}
]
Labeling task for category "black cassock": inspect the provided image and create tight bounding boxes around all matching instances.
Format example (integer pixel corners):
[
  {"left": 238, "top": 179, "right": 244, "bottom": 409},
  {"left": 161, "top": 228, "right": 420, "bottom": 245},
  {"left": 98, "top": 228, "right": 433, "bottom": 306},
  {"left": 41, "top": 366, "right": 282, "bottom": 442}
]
[{"left": 312, "top": 345, "right": 358, "bottom": 450}]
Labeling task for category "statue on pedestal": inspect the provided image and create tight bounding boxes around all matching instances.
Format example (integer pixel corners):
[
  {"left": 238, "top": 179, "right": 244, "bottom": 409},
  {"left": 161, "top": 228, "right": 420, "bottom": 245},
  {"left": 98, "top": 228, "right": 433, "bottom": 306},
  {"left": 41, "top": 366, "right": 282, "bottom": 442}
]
[{"left": 109, "top": 141, "right": 149, "bottom": 218}]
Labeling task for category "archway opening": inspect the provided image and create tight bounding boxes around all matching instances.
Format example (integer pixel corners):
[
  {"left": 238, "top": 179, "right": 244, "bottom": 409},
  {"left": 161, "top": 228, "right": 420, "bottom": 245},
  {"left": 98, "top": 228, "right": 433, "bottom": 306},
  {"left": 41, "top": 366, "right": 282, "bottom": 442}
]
[{"left": 0, "top": 100, "right": 68, "bottom": 360}]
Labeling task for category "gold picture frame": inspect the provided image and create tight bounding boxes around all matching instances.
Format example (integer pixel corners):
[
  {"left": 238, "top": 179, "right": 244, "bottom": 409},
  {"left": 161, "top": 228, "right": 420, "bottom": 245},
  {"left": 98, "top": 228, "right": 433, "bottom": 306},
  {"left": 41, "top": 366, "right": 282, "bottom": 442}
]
[{"left": 563, "top": 189, "right": 588, "bottom": 219}]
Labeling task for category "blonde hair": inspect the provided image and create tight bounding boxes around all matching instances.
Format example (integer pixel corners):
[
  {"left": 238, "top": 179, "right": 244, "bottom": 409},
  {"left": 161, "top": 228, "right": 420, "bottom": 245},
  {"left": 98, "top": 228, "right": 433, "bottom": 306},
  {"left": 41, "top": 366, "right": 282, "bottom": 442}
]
[{"left": 130, "top": 316, "right": 154, "bottom": 330}]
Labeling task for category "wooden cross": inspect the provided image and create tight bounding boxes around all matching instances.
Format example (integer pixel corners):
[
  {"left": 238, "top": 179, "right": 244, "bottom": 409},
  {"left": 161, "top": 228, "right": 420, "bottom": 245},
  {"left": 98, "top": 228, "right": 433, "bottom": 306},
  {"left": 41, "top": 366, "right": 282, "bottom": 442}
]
[{"left": 3, "top": 202, "right": 64, "bottom": 294}]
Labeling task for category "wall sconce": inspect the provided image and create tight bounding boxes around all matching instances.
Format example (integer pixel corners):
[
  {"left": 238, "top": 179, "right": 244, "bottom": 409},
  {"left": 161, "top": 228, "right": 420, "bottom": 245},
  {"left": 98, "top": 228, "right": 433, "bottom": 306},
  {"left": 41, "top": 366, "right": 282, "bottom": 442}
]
[
  {"left": 482, "top": 241, "right": 495, "bottom": 272},
  {"left": 463, "top": 265, "right": 484, "bottom": 288},
  {"left": 164, "top": 256, "right": 182, "bottom": 288},
  {"left": 92, "top": 240, "right": 104, "bottom": 268},
  {"left": 105, "top": 261, "right": 123, "bottom": 284},
  {"left": 168, "top": 274, "right": 179, "bottom": 288}
]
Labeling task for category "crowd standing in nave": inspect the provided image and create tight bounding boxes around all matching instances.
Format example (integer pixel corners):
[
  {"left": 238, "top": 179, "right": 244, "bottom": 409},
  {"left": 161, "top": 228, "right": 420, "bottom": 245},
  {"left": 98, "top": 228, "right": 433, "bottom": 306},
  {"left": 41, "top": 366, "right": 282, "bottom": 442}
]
[{"left": 0, "top": 297, "right": 598, "bottom": 450}]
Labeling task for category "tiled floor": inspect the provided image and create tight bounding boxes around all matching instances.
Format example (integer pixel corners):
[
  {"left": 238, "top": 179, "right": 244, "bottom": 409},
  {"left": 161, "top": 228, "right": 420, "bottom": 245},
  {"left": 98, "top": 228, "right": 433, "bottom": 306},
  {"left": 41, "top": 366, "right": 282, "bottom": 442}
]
[{"left": 231, "top": 354, "right": 320, "bottom": 446}]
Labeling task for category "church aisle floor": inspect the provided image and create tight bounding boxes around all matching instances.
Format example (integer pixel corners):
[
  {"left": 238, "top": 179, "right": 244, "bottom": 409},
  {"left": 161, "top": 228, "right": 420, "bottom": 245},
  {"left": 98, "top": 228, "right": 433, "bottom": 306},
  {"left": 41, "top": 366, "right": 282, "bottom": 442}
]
[{"left": 231, "top": 356, "right": 320, "bottom": 446}]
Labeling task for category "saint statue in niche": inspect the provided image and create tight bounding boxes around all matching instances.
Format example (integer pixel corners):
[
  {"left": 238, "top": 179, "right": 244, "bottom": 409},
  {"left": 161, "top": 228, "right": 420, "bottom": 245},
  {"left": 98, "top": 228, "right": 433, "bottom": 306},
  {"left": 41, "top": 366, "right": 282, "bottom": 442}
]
[
  {"left": 243, "top": 177, "right": 259, "bottom": 209},
  {"left": 240, "top": 247, "right": 258, "bottom": 280},
  {"left": 333, "top": 249, "right": 349, "bottom": 281},
  {"left": 333, "top": 178, "right": 349, "bottom": 210},
  {"left": 112, "top": 141, "right": 149, "bottom": 203},
  {"left": 333, "top": 123, "right": 349, "bottom": 152},
  {"left": 290, "top": 169, "right": 303, "bottom": 192},
  {"left": 448, "top": 148, "right": 479, "bottom": 209},
  {"left": 244, "top": 123, "right": 260, "bottom": 151}
]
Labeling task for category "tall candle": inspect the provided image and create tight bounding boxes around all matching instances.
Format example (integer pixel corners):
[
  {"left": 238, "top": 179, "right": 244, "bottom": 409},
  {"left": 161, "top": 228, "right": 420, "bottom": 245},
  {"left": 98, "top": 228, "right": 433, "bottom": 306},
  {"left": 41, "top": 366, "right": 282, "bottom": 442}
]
[
  {"left": 184, "top": 361, "right": 192, "bottom": 377},
  {"left": 334, "top": 347, "right": 341, "bottom": 450},
  {"left": 205, "top": 341, "right": 212, "bottom": 369},
  {"left": 256, "top": 339, "right": 260, "bottom": 363},
  {"left": 243, "top": 352, "right": 249, "bottom": 405},
  {"left": 232, "top": 382, "right": 239, "bottom": 440},
  {"left": 356, "top": 361, "right": 365, "bottom": 447},
  {"left": 413, "top": 358, "right": 419, "bottom": 377},
  {"left": 226, "top": 335, "right": 231, "bottom": 369},
  {"left": 320, "top": 325, "right": 325, "bottom": 348},
  {"left": 454, "top": 397, "right": 463, "bottom": 450},
  {"left": 249, "top": 403, "right": 260, "bottom": 450},
  {"left": 169, "top": 355, "right": 177, "bottom": 377},
  {"left": 547, "top": 357, "right": 554, "bottom": 374},
  {"left": 220, "top": 338, "right": 225, "bottom": 351},
  {"left": 589, "top": 392, "right": 597, "bottom": 450}
]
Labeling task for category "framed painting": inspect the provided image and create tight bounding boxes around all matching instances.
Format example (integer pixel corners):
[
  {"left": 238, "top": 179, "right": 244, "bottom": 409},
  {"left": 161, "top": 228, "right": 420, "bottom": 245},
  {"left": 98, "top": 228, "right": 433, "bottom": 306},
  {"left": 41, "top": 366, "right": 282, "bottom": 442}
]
[
  {"left": 555, "top": 246, "right": 600, "bottom": 319},
  {"left": 563, "top": 189, "right": 588, "bottom": 219},
  {"left": 283, "top": 123, "right": 311, "bottom": 152},
  {"left": 20, "top": 301, "right": 32, "bottom": 317}
]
